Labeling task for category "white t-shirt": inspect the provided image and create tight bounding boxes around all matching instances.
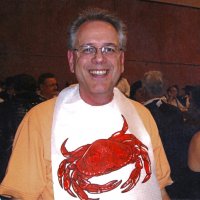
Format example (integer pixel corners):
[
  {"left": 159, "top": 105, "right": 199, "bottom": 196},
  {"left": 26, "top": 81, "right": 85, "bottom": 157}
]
[{"left": 51, "top": 85, "right": 161, "bottom": 200}]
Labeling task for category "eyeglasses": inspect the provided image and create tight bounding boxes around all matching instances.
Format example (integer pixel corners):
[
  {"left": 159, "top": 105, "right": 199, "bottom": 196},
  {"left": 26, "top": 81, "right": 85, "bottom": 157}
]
[{"left": 74, "top": 45, "right": 122, "bottom": 57}]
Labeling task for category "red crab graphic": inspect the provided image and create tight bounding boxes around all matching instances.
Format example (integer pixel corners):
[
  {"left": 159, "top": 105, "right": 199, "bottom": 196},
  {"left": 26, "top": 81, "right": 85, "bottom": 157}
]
[{"left": 57, "top": 115, "right": 151, "bottom": 200}]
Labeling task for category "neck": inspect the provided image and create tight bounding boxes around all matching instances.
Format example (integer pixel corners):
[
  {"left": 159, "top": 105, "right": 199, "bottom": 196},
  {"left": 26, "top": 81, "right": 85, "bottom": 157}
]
[
  {"left": 40, "top": 92, "right": 50, "bottom": 100},
  {"left": 79, "top": 90, "right": 114, "bottom": 106}
]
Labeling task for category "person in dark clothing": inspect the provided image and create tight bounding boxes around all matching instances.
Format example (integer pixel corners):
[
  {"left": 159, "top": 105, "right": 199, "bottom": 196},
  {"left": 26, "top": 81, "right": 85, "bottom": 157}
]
[
  {"left": 37, "top": 73, "right": 58, "bottom": 101},
  {"left": 129, "top": 80, "right": 145, "bottom": 103},
  {"left": 0, "top": 74, "right": 42, "bottom": 183},
  {"left": 178, "top": 85, "right": 194, "bottom": 108},
  {"left": 0, "top": 76, "right": 15, "bottom": 103},
  {"left": 142, "top": 71, "right": 194, "bottom": 199},
  {"left": 184, "top": 85, "right": 200, "bottom": 199}
]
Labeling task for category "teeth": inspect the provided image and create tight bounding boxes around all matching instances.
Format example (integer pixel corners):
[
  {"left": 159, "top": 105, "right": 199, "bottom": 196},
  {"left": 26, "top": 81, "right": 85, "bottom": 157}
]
[{"left": 89, "top": 70, "right": 107, "bottom": 75}]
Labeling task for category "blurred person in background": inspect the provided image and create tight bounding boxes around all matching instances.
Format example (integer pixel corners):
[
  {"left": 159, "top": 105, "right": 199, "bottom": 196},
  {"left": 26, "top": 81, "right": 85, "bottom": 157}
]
[
  {"left": 142, "top": 71, "right": 191, "bottom": 199},
  {"left": 116, "top": 76, "right": 130, "bottom": 97},
  {"left": 37, "top": 72, "right": 58, "bottom": 101},
  {"left": 178, "top": 85, "right": 194, "bottom": 109},
  {"left": 166, "top": 85, "right": 188, "bottom": 112},
  {"left": 130, "top": 80, "right": 145, "bottom": 103},
  {"left": 0, "top": 73, "right": 42, "bottom": 183},
  {"left": 0, "top": 81, "right": 4, "bottom": 103},
  {"left": 188, "top": 133, "right": 200, "bottom": 172},
  {"left": 187, "top": 85, "right": 200, "bottom": 199},
  {"left": 0, "top": 76, "right": 15, "bottom": 103}
]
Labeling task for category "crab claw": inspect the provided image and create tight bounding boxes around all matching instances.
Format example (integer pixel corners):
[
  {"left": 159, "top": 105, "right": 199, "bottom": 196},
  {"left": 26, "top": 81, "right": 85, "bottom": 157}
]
[
  {"left": 121, "top": 159, "right": 142, "bottom": 193},
  {"left": 120, "top": 115, "right": 129, "bottom": 133},
  {"left": 142, "top": 174, "right": 151, "bottom": 183},
  {"left": 57, "top": 159, "right": 68, "bottom": 187},
  {"left": 61, "top": 138, "right": 71, "bottom": 157},
  {"left": 141, "top": 148, "right": 151, "bottom": 183}
]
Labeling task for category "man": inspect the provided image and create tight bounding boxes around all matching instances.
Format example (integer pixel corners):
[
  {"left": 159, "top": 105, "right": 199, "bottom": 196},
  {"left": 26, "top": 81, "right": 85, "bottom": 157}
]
[
  {"left": 142, "top": 71, "right": 184, "bottom": 133},
  {"left": 142, "top": 71, "right": 190, "bottom": 198},
  {"left": 0, "top": 8, "right": 172, "bottom": 200},
  {"left": 37, "top": 72, "right": 58, "bottom": 101}
]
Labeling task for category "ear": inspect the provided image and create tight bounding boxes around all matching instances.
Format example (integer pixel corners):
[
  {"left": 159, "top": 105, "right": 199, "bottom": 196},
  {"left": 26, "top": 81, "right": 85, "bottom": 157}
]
[
  {"left": 67, "top": 50, "right": 75, "bottom": 73},
  {"left": 39, "top": 83, "right": 45, "bottom": 92},
  {"left": 120, "top": 52, "right": 125, "bottom": 73}
]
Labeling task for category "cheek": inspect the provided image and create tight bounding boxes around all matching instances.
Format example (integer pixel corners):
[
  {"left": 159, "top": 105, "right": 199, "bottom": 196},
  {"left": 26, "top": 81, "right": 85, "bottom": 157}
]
[
  {"left": 75, "top": 57, "right": 90, "bottom": 73},
  {"left": 68, "top": 51, "right": 79, "bottom": 73},
  {"left": 114, "top": 59, "right": 124, "bottom": 74},
  {"left": 70, "top": 59, "right": 77, "bottom": 73},
  {"left": 72, "top": 63, "right": 86, "bottom": 81}
]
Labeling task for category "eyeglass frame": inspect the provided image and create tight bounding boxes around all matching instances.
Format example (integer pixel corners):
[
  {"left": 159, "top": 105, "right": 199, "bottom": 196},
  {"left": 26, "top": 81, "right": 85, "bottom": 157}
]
[{"left": 73, "top": 44, "right": 123, "bottom": 57}]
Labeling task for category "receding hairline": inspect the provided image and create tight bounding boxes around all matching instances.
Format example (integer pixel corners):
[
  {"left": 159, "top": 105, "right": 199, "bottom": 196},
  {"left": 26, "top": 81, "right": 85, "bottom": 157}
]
[
  {"left": 78, "top": 19, "right": 119, "bottom": 29},
  {"left": 69, "top": 20, "right": 126, "bottom": 49},
  {"left": 75, "top": 20, "right": 119, "bottom": 39},
  {"left": 67, "top": 8, "right": 127, "bottom": 50}
]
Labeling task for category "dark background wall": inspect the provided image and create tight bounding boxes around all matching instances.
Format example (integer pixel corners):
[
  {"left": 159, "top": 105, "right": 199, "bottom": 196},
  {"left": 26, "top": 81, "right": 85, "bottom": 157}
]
[{"left": 0, "top": 0, "right": 200, "bottom": 89}]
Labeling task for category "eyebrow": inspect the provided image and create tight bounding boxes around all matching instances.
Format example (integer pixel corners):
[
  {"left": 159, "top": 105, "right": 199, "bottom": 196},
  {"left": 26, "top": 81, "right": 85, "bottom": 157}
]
[{"left": 80, "top": 42, "right": 118, "bottom": 47}]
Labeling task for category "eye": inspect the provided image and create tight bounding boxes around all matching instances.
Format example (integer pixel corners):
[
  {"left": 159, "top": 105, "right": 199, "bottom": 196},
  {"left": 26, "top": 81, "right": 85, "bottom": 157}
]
[
  {"left": 103, "top": 46, "right": 116, "bottom": 54},
  {"left": 81, "top": 46, "right": 96, "bottom": 54}
]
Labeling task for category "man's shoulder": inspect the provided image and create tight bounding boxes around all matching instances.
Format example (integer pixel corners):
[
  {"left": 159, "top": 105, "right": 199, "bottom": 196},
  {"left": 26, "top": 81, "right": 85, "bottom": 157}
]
[
  {"left": 129, "top": 98, "right": 151, "bottom": 115},
  {"left": 128, "top": 99, "right": 157, "bottom": 132},
  {"left": 26, "top": 97, "right": 57, "bottom": 119},
  {"left": 32, "top": 97, "right": 56, "bottom": 110}
]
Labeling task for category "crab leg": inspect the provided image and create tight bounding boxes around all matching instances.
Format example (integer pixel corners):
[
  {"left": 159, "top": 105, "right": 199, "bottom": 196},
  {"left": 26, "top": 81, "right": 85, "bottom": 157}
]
[
  {"left": 72, "top": 179, "right": 100, "bottom": 200},
  {"left": 140, "top": 148, "right": 151, "bottom": 183},
  {"left": 57, "top": 162, "right": 76, "bottom": 197},
  {"left": 84, "top": 180, "right": 122, "bottom": 194},
  {"left": 61, "top": 139, "right": 90, "bottom": 162},
  {"left": 57, "top": 159, "right": 68, "bottom": 186},
  {"left": 120, "top": 115, "right": 128, "bottom": 133},
  {"left": 72, "top": 179, "right": 121, "bottom": 200},
  {"left": 121, "top": 158, "right": 142, "bottom": 193},
  {"left": 109, "top": 115, "right": 128, "bottom": 139},
  {"left": 63, "top": 168, "right": 77, "bottom": 197},
  {"left": 72, "top": 170, "right": 122, "bottom": 194}
]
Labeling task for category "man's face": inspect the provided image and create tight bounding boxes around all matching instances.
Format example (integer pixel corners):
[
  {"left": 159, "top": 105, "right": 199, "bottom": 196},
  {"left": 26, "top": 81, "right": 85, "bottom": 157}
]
[
  {"left": 40, "top": 77, "right": 58, "bottom": 99},
  {"left": 68, "top": 21, "right": 124, "bottom": 104}
]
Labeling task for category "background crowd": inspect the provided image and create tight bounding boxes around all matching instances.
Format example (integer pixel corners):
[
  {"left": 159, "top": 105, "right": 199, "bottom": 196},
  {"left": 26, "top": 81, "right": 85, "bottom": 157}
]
[
  {"left": 121, "top": 71, "right": 200, "bottom": 199},
  {"left": 0, "top": 73, "right": 58, "bottom": 184}
]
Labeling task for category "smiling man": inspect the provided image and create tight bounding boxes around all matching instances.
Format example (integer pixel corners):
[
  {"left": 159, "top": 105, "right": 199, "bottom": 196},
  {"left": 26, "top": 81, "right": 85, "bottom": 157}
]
[
  {"left": 0, "top": 8, "right": 172, "bottom": 200},
  {"left": 68, "top": 20, "right": 124, "bottom": 105}
]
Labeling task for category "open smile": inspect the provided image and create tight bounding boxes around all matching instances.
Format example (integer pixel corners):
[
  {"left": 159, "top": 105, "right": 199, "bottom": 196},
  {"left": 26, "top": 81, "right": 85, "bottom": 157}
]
[{"left": 89, "top": 69, "right": 108, "bottom": 76}]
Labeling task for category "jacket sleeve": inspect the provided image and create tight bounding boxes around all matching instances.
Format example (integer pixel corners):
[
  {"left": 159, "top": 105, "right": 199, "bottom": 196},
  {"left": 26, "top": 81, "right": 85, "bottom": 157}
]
[{"left": 134, "top": 101, "right": 173, "bottom": 189}]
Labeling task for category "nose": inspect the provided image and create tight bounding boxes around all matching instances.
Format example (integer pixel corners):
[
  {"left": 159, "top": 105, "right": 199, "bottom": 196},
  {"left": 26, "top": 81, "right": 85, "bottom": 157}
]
[{"left": 91, "top": 49, "right": 106, "bottom": 64}]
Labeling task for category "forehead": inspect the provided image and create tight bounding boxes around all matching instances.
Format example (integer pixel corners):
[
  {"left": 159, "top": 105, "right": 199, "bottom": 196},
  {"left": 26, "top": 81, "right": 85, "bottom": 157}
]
[
  {"left": 170, "top": 87, "right": 177, "bottom": 92},
  {"left": 75, "top": 20, "right": 119, "bottom": 46},
  {"left": 44, "top": 78, "right": 57, "bottom": 84}
]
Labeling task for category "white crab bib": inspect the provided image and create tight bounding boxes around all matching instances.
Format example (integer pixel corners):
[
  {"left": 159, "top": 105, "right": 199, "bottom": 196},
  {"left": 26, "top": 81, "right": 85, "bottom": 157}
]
[{"left": 51, "top": 85, "right": 161, "bottom": 200}]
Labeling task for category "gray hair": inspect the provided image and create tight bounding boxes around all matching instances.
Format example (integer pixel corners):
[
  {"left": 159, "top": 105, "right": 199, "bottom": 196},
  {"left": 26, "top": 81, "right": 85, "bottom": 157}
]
[
  {"left": 142, "top": 71, "right": 165, "bottom": 97},
  {"left": 67, "top": 7, "right": 127, "bottom": 50}
]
